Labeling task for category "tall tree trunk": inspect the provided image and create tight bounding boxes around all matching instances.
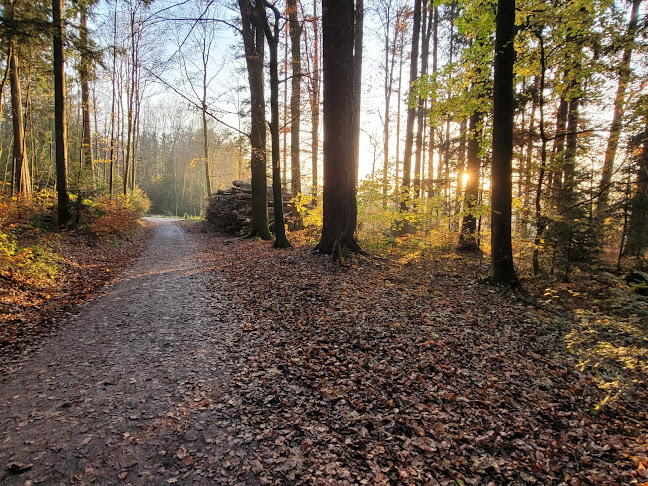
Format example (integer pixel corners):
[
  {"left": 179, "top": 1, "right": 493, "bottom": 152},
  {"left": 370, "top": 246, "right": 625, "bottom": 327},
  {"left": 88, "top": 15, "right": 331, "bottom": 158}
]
[
  {"left": 239, "top": 0, "right": 271, "bottom": 239},
  {"left": 414, "top": 0, "right": 431, "bottom": 199},
  {"left": 315, "top": 0, "right": 360, "bottom": 253},
  {"left": 0, "top": 43, "right": 9, "bottom": 184},
  {"left": 352, "top": 0, "right": 363, "bottom": 184},
  {"left": 533, "top": 36, "right": 549, "bottom": 275},
  {"left": 310, "top": 0, "right": 320, "bottom": 200},
  {"left": 202, "top": 107, "right": 211, "bottom": 196},
  {"left": 490, "top": 0, "right": 517, "bottom": 285},
  {"left": 287, "top": 0, "right": 302, "bottom": 196},
  {"left": 562, "top": 96, "right": 580, "bottom": 207},
  {"left": 130, "top": 50, "right": 140, "bottom": 195},
  {"left": 597, "top": 0, "right": 642, "bottom": 214},
  {"left": 9, "top": 50, "right": 28, "bottom": 197},
  {"left": 382, "top": 3, "right": 400, "bottom": 204},
  {"left": 202, "top": 55, "right": 212, "bottom": 197},
  {"left": 260, "top": 2, "right": 290, "bottom": 247},
  {"left": 53, "top": 0, "right": 69, "bottom": 224},
  {"left": 521, "top": 76, "right": 539, "bottom": 237},
  {"left": 625, "top": 119, "right": 648, "bottom": 257},
  {"left": 550, "top": 94, "right": 568, "bottom": 202},
  {"left": 427, "top": 5, "right": 438, "bottom": 198},
  {"left": 109, "top": 0, "right": 117, "bottom": 196},
  {"left": 79, "top": 3, "right": 94, "bottom": 187},
  {"left": 282, "top": 26, "right": 288, "bottom": 189},
  {"left": 455, "top": 118, "right": 466, "bottom": 217},
  {"left": 394, "top": 33, "right": 404, "bottom": 195},
  {"left": 458, "top": 109, "right": 481, "bottom": 250},
  {"left": 400, "top": 0, "right": 421, "bottom": 210}
]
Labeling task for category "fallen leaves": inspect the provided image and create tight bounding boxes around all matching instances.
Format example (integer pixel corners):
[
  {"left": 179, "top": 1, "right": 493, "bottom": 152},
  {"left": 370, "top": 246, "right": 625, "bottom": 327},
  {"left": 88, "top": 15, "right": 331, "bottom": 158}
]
[
  {"left": 191, "top": 232, "right": 647, "bottom": 485},
  {"left": 0, "top": 225, "right": 152, "bottom": 373}
]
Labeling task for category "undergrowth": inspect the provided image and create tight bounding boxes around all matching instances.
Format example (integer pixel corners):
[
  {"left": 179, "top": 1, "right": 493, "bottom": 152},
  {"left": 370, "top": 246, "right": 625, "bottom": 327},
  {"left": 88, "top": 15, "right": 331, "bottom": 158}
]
[{"left": 0, "top": 190, "right": 150, "bottom": 286}]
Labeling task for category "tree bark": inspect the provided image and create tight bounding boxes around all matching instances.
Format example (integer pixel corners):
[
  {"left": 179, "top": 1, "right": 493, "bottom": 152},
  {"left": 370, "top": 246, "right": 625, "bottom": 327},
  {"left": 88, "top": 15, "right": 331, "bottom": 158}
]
[
  {"left": 414, "top": 0, "right": 431, "bottom": 199},
  {"left": 427, "top": 5, "right": 438, "bottom": 198},
  {"left": 458, "top": 110, "right": 481, "bottom": 250},
  {"left": 109, "top": 0, "right": 117, "bottom": 196},
  {"left": 625, "top": 118, "right": 648, "bottom": 257},
  {"left": 490, "top": 0, "right": 517, "bottom": 285},
  {"left": 310, "top": 1, "right": 320, "bottom": 200},
  {"left": 287, "top": 0, "right": 302, "bottom": 196},
  {"left": 532, "top": 35, "right": 548, "bottom": 275},
  {"left": 239, "top": 0, "right": 271, "bottom": 239},
  {"left": 400, "top": 0, "right": 421, "bottom": 211},
  {"left": 315, "top": 0, "right": 360, "bottom": 253},
  {"left": 394, "top": 31, "right": 404, "bottom": 195},
  {"left": 259, "top": 1, "right": 290, "bottom": 247},
  {"left": 352, "top": 0, "right": 363, "bottom": 184},
  {"left": 79, "top": 2, "right": 94, "bottom": 186},
  {"left": 597, "top": 0, "right": 642, "bottom": 213},
  {"left": 9, "top": 50, "right": 28, "bottom": 197},
  {"left": 53, "top": 0, "right": 69, "bottom": 224}
]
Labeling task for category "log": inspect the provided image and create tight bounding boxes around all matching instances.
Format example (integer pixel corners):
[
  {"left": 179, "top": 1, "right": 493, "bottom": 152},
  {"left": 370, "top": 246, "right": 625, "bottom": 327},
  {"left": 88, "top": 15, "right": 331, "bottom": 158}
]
[{"left": 205, "top": 181, "right": 295, "bottom": 235}]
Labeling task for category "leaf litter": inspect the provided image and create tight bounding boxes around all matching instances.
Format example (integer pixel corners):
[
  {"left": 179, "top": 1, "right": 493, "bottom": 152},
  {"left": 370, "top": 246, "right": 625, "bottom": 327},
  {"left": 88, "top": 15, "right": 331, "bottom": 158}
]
[{"left": 0, "top": 220, "right": 645, "bottom": 485}]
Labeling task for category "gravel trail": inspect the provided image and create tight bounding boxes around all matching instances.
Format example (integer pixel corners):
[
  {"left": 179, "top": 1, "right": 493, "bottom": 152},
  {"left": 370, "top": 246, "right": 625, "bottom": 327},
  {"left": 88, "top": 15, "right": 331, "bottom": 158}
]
[{"left": 0, "top": 218, "right": 234, "bottom": 485}]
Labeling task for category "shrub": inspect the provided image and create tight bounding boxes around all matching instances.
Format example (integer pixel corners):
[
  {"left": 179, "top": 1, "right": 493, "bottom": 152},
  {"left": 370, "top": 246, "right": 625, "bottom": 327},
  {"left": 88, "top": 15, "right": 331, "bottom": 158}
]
[
  {"left": 0, "top": 196, "right": 59, "bottom": 284},
  {"left": 90, "top": 190, "right": 150, "bottom": 238}
]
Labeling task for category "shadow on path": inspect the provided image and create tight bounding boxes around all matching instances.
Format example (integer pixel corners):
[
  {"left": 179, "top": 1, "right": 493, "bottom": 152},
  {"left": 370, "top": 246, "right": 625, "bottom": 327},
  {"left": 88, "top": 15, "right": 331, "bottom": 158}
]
[{"left": 0, "top": 218, "right": 234, "bottom": 485}]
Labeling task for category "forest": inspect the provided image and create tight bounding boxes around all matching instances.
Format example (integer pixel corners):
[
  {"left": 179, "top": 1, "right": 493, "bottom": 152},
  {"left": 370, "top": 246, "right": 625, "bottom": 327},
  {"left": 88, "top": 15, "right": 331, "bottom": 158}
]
[
  {"left": 0, "top": 0, "right": 645, "bottom": 275},
  {"left": 0, "top": 0, "right": 648, "bottom": 484}
]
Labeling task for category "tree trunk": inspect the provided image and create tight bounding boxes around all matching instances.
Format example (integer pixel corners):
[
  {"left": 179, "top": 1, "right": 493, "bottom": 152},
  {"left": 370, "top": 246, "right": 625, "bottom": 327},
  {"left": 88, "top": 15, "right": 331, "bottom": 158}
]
[
  {"left": 490, "top": 0, "right": 517, "bottom": 285},
  {"left": 53, "top": 0, "right": 70, "bottom": 224},
  {"left": 315, "top": 0, "right": 360, "bottom": 253},
  {"left": 9, "top": 50, "right": 29, "bottom": 197},
  {"left": 401, "top": 0, "right": 421, "bottom": 210},
  {"left": 455, "top": 119, "right": 466, "bottom": 217},
  {"left": 550, "top": 94, "right": 568, "bottom": 202},
  {"left": 287, "top": 0, "right": 302, "bottom": 197},
  {"left": 414, "top": 0, "right": 431, "bottom": 199},
  {"left": 532, "top": 35, "right": 549, "bottom": 275},
  {"left": 282, "top": 27, "right": 288, "bottom": 190},
  {"left": 239, "top": 0, "right": 271, "bottom": 239},
  {"left": 79, "top": 3, "right": 94, "bottom": 187},
  {"left": 562, "top": 96, "right": 580, "bottom": 207},
  {"left": 260, "top": 2, "right": 290, "bottom": 247},
  {"left": 352, "top": 0, "right": 363, "bottom": 184},
  {"left": 458, "top": 110, "right": 481, "bottom": 250},
  {"left": 521, "top": 76, "right": 539, "bottom": 237},
  {"left": 394, "top": 33, "right": 404, "bottom": 196},
  {"left": 310, "top": 1, "right": 320, "bottom": 200},
  {"left": 427, "top": 5, "right": 438, "bottom": 199},
  {"left": 201, "top": 33, "right": 212, "bottom": 198},
  {"left": 382, "top": 3, "right": 399, "bottom": 205},
  {"left": 202, "top": 107, "right": 211, "bottom": 197},
  {"left": 109, "top": 0, "right": 117, "bottom": 196},
  {"left": 598, "top": 0, "right": 642, "bottom": 214},
  {"left": 625, "top": 119, "right": 648, "bottom": 257}
]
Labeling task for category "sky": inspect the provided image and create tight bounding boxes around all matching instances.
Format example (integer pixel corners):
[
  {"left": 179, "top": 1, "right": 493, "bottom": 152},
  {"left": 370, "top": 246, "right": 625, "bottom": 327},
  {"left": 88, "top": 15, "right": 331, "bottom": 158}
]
[{"left": 90, "top": 0, "right": 419, "bottom": 184}]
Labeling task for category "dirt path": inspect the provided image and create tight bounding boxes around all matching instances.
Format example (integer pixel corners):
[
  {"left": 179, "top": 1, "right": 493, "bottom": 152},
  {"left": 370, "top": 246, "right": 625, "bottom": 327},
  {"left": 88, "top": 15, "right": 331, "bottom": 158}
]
[{"left": 0, "top": 218, "right": 235, "bottom": 485}]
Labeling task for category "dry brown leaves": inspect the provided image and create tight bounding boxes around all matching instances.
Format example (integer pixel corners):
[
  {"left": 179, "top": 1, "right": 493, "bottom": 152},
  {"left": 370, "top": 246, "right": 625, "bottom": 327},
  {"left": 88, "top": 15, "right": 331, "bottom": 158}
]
[
  {"left": 192, "top": 231, "right": 647, "bottom": 485},
  {"left": 0, "top": 225, "right": 152, "bottom": 372}
]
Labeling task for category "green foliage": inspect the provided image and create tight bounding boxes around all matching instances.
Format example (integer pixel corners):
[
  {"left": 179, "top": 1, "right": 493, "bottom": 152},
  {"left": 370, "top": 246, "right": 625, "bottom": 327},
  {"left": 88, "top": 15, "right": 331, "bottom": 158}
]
[
  {"left": 0, "top": 197, "right": 59, "bottom": 284},
  {"left": 355, "top": 179, "right": 459, "bottom": 256}
]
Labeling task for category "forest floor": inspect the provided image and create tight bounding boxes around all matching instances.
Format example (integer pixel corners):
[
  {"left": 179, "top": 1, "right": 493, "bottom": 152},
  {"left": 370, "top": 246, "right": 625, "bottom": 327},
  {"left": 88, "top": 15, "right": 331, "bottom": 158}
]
[{"left": 0, "top": 218, "right": 646, "bottom": 485}]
